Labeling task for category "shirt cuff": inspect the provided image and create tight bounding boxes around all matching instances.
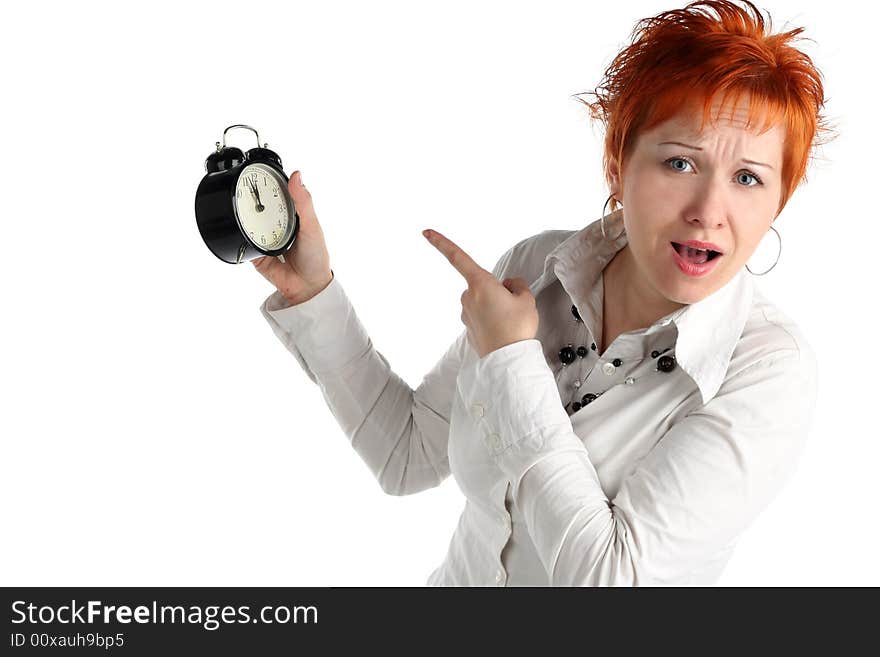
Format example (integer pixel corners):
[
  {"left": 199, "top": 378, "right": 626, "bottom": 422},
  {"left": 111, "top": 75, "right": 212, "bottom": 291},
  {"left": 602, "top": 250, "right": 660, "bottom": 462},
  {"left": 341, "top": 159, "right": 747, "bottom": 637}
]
[
  {"left": 456, "top": 338, "right": 584, "bottom": 492},
  {"left": 259, "top": 273, "right": 373, "bottom": 379}
]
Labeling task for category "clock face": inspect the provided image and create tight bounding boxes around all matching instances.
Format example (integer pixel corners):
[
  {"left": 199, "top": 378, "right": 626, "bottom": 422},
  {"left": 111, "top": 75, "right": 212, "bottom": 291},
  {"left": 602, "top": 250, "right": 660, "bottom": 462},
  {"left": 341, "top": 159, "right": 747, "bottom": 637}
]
[{"left": 233, "top": 163, "right": 294, "bottom": 250}]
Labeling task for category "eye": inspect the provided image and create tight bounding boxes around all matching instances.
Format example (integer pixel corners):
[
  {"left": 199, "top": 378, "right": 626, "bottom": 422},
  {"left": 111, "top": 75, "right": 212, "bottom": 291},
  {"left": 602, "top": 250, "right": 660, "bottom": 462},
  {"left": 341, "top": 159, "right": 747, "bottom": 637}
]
[
  {"left": 664, "top": 156, "right": 763, "bottom": 187},
  {"left": 736, "top": 170, "right": 763, "bottom": 187},
  {"left": 666, "top": 156, "right": 692, "bottom": 173}
]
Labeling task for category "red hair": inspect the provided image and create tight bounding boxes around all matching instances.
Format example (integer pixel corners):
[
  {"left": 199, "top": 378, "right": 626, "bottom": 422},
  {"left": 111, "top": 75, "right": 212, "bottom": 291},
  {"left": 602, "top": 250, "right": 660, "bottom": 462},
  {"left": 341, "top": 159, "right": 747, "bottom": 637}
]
[{"left": 574, "top": 0, "right": 837, "bottom": 216}]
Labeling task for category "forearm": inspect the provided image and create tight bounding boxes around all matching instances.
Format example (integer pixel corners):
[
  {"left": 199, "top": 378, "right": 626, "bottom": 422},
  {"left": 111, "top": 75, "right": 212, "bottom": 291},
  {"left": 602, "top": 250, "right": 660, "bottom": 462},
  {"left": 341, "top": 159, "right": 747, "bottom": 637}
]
[{"left": 260, "top": 274, "right": 455, "bottom": 495}]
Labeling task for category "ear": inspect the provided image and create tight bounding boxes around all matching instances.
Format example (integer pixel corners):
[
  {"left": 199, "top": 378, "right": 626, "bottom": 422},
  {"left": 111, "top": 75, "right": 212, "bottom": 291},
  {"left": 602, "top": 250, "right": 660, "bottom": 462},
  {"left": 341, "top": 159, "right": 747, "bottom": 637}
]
[{"left": 606, "top": 154, "right": 623, "bottom": 203}]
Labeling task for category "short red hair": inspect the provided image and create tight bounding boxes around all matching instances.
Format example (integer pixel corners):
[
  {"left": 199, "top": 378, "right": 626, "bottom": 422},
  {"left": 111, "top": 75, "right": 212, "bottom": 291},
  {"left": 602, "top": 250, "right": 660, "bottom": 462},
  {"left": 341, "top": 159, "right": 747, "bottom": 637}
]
[{"left": 575, "top": 0, "right": 837, "bottom": 216}]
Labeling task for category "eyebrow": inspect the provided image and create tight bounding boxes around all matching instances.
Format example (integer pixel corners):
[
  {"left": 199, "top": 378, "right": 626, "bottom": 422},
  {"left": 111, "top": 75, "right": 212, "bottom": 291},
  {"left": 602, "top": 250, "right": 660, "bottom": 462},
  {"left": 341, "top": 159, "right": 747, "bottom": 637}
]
[{"left": 657, "top": 141, "right": 774, "bottom": 171}]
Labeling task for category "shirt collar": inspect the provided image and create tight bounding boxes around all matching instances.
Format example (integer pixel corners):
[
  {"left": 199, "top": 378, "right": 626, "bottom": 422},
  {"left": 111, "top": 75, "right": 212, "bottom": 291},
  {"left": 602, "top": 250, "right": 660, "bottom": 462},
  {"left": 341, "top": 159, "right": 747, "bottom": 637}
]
[{"left": 527, "top": 210, "right": 754, "bottom": 405}]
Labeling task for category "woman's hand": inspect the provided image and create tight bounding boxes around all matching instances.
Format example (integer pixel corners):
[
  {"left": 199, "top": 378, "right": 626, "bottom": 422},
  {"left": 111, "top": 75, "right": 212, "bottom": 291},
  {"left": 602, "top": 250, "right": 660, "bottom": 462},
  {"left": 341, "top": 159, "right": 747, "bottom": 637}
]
[
  {"left": 251, "top": 171, "right": 333, "bottom": 305},
  {"left": 423, "top": 228, "right": 538, "bottom": 359}
]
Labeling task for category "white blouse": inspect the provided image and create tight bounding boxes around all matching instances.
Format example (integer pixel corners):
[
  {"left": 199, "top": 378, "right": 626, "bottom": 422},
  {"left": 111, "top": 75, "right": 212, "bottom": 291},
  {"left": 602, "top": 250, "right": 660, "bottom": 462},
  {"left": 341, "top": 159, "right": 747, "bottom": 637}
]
[{"left": 258, "top": 213, "right": 818, "bottom": 586}]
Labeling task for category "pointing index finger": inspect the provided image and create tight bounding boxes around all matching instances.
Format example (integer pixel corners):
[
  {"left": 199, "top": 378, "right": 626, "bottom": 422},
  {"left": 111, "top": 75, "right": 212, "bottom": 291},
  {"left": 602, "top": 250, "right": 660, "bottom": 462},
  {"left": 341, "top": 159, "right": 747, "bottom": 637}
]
[{"left": 424, "top": 229, "right": 486, "bottom": 284}]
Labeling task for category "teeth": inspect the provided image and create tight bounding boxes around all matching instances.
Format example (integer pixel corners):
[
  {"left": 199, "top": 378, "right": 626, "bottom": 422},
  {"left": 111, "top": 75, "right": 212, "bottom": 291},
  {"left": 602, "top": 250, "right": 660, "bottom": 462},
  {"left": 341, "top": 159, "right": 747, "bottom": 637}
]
[
  {"left": 674, "top": 242, "right": 709, "bottom": 252},
  {"left": 683, "top": 244, "right": 718, "bottom": 254}
]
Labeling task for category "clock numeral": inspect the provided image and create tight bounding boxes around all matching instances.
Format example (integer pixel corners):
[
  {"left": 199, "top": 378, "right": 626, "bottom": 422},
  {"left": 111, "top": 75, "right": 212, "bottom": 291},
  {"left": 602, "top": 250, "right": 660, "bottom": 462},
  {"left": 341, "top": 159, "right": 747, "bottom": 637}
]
[
  {"left": 260, "top": 235, "right": 266, "bottom": 245},
  {"left": 277, "top": 220, "right": 282, "bottom": 228}
]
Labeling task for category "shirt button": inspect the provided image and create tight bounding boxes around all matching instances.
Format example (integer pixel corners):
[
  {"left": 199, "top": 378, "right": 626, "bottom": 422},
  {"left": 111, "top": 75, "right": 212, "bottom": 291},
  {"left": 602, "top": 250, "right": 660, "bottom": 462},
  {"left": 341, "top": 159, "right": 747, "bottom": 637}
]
[
  {"left": 471, "top": 402, "right": 485, "bottom": 418},
  {"left": 602, "top": 361, "right": 616, "bottom": 375},
  {"left": 489, "top": 433, "right": 502, "bottom": 450},
  {"left": 657, "top": 355, "right": 677, "bottom": 372},
  {"left": 559, "top": 345, "right": 577, "bottom": 365}
]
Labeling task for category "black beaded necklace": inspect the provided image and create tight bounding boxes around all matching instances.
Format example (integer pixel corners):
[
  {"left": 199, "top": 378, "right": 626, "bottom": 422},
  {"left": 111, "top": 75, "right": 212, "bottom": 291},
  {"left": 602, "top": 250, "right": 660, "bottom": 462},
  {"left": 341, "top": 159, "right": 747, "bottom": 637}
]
[{"left": 556, "top": 302, "right": 678, "bottom": 415}]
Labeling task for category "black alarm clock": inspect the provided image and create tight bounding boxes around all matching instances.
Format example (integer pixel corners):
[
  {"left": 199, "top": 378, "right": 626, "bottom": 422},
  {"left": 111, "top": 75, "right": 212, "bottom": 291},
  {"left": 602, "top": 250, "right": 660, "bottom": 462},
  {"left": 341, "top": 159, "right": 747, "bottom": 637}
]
[{"left": 195, "top": 124, "right": 299, "bottom": 264}]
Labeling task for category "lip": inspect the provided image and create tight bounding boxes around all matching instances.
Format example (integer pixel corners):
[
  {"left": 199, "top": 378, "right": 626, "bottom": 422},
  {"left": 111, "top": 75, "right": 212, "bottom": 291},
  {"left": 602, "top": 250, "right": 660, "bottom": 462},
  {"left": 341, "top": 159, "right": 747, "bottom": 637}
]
[
  {"left": 673, "top": 239, "right": 725, "bottom": 254},
  {"left": 669, "top": 242, "right": 722, "bottom": 277}
]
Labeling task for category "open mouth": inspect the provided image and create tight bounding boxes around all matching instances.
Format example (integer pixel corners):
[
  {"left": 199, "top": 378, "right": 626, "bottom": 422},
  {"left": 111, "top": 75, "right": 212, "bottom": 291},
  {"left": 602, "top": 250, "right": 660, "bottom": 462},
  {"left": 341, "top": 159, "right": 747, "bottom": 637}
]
[{"left": 671, "top": 242, "right": 722, "bottom": 264}]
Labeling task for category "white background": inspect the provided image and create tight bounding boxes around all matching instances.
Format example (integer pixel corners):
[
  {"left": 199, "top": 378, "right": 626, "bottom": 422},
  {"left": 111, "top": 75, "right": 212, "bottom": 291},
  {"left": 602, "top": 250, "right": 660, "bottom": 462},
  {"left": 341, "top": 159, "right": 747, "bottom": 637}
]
[{"left": 1, "top": 0, "right": 875, "bottom": 586}]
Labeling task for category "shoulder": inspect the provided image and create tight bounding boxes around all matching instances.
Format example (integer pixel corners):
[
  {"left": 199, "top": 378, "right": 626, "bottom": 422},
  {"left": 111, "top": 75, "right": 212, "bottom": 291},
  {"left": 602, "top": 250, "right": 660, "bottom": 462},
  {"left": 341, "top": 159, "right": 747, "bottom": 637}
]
[
  {"left": 491, "top": 228, "right": 577, "bottom": 281},
  {"left": 703, "top": 289, "right": 819, "bottom": 449},
  {"left": 729, "top": 285, "right": 818, "bottom": 387}
]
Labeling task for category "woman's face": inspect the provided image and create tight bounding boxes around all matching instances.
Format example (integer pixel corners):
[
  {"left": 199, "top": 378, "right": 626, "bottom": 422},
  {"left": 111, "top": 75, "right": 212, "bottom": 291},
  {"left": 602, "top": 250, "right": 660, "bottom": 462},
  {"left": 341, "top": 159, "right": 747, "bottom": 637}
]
[{"left": 607, "top": 95, "right": 785, "bottom": 305}]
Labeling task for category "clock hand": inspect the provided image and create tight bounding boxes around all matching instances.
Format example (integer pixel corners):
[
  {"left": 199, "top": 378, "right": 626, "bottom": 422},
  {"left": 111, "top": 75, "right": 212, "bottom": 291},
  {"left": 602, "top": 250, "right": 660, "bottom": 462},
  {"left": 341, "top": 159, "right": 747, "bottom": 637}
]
[{"left": 246, "top": 178, "right": 264, "bottom": 212}]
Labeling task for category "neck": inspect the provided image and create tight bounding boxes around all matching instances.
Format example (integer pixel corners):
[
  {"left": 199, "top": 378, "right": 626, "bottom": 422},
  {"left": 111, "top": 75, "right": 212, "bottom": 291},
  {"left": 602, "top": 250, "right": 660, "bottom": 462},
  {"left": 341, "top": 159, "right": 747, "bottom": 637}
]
[{"left": 603, "top": 243, "right": 685, "bottom": 337}]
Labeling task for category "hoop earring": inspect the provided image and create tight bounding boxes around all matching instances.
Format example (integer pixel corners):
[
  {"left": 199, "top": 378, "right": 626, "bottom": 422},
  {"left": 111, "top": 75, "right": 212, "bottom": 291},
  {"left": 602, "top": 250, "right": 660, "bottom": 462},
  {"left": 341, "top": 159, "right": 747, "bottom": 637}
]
[
  {"left": 600, "top": 194, "right": 626, "bottom": 241},
  {"left": 745, "top": 225, "right": 781, "bottom": 276}
]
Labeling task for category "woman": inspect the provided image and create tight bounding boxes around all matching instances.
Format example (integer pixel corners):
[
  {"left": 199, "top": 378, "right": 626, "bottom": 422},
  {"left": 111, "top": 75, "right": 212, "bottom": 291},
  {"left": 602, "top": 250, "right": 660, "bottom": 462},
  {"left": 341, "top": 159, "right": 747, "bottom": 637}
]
[{"left": 252, "top": 0, "right": 833, "bottom": 586}]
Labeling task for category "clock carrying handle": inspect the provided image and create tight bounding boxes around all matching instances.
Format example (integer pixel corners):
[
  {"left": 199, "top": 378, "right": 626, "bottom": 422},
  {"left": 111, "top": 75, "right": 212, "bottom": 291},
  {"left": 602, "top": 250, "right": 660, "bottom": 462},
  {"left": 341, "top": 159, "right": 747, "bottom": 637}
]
[{"left": 222, "top": 124, "right": 262, "bottom": 150}]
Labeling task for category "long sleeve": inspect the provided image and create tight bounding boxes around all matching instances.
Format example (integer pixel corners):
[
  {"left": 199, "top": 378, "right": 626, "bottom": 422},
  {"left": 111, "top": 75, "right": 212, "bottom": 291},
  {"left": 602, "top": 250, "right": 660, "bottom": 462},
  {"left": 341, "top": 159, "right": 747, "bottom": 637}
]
[
  {"left": 456, "top": 338, "right": 818, "bottom": 585},
  {"left": 259, "top": 246, "right": 518, "bottom": 496}
]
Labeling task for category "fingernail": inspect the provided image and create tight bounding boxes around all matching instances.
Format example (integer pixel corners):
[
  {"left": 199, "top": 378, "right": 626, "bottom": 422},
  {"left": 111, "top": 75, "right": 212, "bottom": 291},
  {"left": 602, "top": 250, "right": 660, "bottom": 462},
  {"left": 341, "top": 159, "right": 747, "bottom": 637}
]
[
  {"left": 294, "top": 171, "right": 302, "bottom": 186},
  {"left": 422, "top": 229, "right": 432, "bottom": 238}
]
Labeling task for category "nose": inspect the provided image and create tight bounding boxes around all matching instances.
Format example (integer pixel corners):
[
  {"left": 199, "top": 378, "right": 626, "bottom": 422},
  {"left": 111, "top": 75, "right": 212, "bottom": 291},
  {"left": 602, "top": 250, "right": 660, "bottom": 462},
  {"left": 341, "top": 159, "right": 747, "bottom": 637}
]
[{"left": 682, "top": 178, "right": 728, "bottom": 230}]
